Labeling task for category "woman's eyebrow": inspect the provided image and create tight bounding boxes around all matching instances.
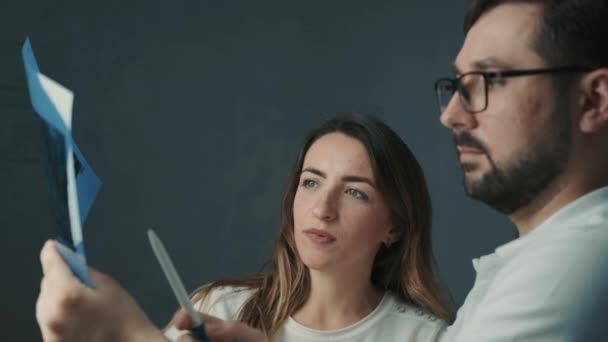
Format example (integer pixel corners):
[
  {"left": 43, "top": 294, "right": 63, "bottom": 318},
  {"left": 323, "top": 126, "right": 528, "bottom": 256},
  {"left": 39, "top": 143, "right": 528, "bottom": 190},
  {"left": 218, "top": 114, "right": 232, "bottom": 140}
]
[
  {"left": 342, "top": 175, "right": 376, "bottom": 189},
  {"left": 301, "top": 167, "right": 376, "bottom": 189},
  {"left": 301, "top": 167, "right": 325, "bottom": 178}
]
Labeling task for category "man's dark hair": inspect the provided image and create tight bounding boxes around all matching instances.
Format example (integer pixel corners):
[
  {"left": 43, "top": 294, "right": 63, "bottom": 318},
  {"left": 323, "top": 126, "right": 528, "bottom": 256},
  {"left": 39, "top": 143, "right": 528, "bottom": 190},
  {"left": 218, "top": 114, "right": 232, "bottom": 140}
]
[{"left": 464, "top": 0, "right": 608, "bottom": 68}]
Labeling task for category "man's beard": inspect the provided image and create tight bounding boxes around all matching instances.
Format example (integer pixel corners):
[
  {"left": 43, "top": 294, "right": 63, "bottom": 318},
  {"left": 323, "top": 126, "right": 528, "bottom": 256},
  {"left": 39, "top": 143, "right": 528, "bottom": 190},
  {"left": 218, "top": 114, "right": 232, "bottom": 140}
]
[{"left": 454, "top": 112, "right": 571, "bottom": 215}]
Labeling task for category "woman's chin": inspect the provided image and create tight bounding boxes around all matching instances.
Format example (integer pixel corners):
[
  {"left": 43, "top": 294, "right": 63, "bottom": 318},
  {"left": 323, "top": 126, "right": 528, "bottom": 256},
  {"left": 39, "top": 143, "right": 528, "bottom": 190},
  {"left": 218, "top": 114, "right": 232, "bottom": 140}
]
[{"left": 301, "top": 256, "right": 332, "bottom": 271}]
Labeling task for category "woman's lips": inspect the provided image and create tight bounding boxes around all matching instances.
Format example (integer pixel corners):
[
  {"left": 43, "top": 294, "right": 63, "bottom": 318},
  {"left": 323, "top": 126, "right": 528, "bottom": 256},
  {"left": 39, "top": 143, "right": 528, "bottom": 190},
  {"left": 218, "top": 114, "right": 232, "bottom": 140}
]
[{"left": 303, "top": 228, "right": 336, "bottom": 244}]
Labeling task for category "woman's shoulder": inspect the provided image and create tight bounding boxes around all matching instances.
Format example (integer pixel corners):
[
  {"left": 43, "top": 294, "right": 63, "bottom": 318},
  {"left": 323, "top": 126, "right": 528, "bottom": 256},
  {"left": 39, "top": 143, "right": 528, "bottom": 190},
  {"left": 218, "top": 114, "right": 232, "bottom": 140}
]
[
  {"left": 193, "top": 285, "right": 257, "bottom": 319},
  {"left": 385, "top": 292, "right": 447, "bottom": 325},
  {"left": 381, "top": 292, "right": 448, "bottom": 338}
]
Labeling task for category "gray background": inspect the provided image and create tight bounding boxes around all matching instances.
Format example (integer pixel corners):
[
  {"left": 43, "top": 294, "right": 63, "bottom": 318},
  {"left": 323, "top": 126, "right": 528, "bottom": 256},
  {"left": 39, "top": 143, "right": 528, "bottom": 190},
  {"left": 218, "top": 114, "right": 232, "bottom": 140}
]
[{"left": 1, "top": 1, "right": 516, "bottom": 340}]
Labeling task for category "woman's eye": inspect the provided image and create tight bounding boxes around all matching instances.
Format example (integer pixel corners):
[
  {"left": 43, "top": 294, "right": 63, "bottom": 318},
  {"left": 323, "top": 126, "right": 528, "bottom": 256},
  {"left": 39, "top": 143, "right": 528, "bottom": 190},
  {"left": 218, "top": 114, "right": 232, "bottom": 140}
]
[
  {"left": 301, "top": 179, "right": 319, "bottom": 188},
  {"left": 345, "top": 188, "right": 368, "bottom": 201}
]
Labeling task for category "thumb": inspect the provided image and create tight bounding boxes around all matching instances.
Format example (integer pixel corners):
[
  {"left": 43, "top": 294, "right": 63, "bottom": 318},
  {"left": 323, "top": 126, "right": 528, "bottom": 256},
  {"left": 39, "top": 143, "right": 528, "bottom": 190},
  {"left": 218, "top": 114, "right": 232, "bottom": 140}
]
[
  {"left": 40, "top": 240, "right": 74, "bottom": 277},
  {"left": 172, "top": 309, "right": 196, "bottom": 330},
  {"left": 87, "top": 266, "right": 120, "bottom": 290}
]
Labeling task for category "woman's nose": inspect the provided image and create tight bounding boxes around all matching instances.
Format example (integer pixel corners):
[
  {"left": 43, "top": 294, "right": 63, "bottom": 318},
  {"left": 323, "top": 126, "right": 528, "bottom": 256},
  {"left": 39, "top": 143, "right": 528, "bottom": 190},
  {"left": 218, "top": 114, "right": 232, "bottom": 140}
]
[{"left": 311, "top": 190, "right": 338, "bottom": 222}]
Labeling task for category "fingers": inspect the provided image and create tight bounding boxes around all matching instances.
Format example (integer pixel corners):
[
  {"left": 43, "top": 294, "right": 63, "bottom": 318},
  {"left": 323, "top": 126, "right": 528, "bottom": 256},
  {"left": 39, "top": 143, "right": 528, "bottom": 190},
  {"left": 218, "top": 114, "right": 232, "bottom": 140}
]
[
  {"left": 87, "top": 265, "right": 119, "bottom": 291},
  {"left": 200, "top": 313, "right": 224, "bottom": 337},
  {"left": 39, "top": 240, "right": 85, "bottom": 302},
  {"left": 40, "top": 240, "right": 113, "bottom": 294},
  {"left": 200, "top": 313, "right": 221, "bottom": 326},
  {"left": 35, "top": 272, "right": 82, "bottom": 341},
  {"left": 172, "top": 309, "right": 195, "bottom": 330},
  {"left": 37, "top": 240, "right": 89, "bottom": 341},
  {"left": 171, "top": 312, "right": 269, "bottom": 342},
  {"left": 40, "top": 240, "right": 71, "bottom": 277},
  {"left": 39, "top": 241, "right": 85, "bottom": 301},
  {"left": 37, "top": 240, "right": 160, "bottom": 342}
]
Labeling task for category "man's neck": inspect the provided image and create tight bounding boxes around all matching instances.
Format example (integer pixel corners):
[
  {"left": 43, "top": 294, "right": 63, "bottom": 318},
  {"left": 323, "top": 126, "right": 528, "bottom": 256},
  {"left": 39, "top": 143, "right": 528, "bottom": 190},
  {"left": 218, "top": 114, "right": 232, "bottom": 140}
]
[{"left": 511, "top": 171, "right": 608, "bottom": 235}]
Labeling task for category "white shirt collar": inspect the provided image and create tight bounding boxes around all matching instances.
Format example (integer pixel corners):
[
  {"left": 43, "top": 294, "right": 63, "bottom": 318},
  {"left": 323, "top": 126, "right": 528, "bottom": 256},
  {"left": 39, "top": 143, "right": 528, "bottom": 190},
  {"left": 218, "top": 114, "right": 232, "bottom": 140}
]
[{"left": 493, "top": 186, "right": 608, "bottom": 259}]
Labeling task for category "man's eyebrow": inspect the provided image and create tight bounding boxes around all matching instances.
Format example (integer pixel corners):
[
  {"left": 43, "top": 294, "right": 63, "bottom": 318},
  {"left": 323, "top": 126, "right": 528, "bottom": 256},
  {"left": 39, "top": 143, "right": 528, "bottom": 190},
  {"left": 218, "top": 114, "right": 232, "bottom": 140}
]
[
  {"left": 472, "top": 57, "right": 514, "bottom": 70},
  {"left": 453, "top": 58, "right": 514, "bottom": 75}
]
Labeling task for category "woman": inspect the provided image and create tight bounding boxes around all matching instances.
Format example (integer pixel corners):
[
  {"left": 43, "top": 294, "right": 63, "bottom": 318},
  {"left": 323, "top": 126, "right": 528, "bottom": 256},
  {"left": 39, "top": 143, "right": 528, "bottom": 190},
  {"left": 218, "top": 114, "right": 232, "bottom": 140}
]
[{"left": 37, "top": 114, "right": 452, "bottom": 342}]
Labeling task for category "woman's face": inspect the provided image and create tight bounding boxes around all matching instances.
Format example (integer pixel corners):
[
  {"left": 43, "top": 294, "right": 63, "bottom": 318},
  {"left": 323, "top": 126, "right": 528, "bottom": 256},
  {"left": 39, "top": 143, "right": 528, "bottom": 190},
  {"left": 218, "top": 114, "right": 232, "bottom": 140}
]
[{"left": 293, "top": 133, "right": 397, "bottom": 273}]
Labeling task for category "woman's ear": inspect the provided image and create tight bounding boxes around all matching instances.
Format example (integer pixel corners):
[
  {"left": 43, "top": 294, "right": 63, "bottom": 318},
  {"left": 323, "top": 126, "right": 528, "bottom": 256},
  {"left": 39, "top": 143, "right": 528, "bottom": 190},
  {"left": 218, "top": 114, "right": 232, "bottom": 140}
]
[
  {"left": 384, "top": 226, "right": 402, "bottom": 247},
  {"left": 579, "top": 68, "right": 608, "bottom": 134}
]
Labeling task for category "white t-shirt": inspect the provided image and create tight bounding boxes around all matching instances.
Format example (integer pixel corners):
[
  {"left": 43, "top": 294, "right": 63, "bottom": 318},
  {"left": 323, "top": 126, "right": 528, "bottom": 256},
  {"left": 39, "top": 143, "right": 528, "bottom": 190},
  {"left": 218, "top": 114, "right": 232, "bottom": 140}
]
[
  {"left": 441, "top": 186, "right": 608, "bottom": 341},
  {"left": 165, "top": 286, "right": 446, "bottom": 342}
]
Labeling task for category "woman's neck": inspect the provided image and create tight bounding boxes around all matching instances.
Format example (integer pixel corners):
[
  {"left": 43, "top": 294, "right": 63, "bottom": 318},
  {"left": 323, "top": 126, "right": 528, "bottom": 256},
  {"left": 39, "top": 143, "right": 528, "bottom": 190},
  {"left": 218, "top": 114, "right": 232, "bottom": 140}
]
[{"left": 291, "top": 269, "right": 383, "bottom": 330}]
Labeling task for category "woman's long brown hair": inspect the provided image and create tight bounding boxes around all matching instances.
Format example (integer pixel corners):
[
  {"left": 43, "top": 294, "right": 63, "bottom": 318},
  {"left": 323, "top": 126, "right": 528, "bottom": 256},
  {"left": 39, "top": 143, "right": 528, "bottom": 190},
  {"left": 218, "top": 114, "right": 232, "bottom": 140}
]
[{"left": 188, "top": 114, "right": 453, "bottom": 338}]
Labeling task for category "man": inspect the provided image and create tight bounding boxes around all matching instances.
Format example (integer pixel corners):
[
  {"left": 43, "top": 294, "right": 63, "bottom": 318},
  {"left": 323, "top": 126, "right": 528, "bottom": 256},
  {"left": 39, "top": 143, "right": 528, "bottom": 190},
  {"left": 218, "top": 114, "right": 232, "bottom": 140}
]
[
  {"left": 36, "top": 0, "right": 608, "bottom": 341},
  {"left": 433, "top": 0, "right": 608, "bottom": 340}
]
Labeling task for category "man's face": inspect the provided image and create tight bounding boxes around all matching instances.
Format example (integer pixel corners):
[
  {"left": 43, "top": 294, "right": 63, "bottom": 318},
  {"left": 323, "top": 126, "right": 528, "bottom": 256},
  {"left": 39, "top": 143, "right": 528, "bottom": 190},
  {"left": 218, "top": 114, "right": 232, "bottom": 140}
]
[{"left": 440, "top": 3, "right": 572, "bottom": 214}]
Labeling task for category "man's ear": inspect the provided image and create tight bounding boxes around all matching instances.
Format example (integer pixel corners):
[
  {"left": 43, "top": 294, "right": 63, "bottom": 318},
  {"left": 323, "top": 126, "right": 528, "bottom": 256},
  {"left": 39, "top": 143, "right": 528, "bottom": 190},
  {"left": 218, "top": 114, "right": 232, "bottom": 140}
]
[{"left": 579, "top": 68, "right": 608, "bottom": 134}]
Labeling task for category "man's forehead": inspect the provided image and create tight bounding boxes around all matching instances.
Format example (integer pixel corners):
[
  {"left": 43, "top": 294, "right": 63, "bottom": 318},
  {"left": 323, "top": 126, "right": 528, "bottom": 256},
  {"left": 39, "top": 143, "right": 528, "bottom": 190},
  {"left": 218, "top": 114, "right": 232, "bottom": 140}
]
[{"left": 453, "top": 2, "right": 545, "bottom": 74}]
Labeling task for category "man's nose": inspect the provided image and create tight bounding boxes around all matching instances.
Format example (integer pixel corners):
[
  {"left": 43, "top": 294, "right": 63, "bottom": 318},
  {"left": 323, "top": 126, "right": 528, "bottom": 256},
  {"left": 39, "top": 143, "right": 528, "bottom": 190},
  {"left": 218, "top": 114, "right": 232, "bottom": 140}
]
[{"left": 439, "top": 93, "right": 478, "bottom": 133}]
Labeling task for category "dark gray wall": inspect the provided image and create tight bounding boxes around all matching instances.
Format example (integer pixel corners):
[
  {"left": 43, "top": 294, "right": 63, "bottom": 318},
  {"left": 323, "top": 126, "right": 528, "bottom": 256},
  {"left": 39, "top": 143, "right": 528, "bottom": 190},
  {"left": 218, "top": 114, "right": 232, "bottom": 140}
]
[{"left": 1, "top": 1, "right": 516, "bottom": 340}]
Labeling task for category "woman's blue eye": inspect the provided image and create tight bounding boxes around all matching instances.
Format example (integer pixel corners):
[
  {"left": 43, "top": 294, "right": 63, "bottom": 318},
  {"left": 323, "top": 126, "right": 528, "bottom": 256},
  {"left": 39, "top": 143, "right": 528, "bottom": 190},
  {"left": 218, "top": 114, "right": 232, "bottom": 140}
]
[
  {"left": 302, "top": 179, "right": 319, "bottom": 188},
  {"left": 346, "top": 188, "right": 368, "bottom": 200}
]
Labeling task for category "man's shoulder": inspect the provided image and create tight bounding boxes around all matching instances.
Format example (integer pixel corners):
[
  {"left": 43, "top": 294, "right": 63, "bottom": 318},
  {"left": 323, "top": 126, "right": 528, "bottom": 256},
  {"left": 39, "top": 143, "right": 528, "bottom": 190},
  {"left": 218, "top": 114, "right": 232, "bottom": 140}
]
[
  {"left": 507, "top": 215, "right": 608, "bottom": 270},
  {"left": 482, "top": 214, "right": 608, "bottom": 318}
]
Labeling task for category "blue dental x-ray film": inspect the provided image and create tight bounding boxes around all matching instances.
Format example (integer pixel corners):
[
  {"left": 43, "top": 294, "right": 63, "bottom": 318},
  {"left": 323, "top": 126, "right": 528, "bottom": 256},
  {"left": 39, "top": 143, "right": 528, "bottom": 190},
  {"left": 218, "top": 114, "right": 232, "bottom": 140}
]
[{"left": 22, "top": 38, "right": 102, "bottom": 286}]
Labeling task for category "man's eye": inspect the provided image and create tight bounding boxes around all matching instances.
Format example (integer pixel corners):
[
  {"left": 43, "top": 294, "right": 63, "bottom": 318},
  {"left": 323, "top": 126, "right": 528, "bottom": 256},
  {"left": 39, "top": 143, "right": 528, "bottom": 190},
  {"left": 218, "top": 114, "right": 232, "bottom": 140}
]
[
  {"left": 486, "top": 75, "right": 506, "bottom": 87},
  {"left": 487, "top": 78, "right": 499, "bottom": 86}
]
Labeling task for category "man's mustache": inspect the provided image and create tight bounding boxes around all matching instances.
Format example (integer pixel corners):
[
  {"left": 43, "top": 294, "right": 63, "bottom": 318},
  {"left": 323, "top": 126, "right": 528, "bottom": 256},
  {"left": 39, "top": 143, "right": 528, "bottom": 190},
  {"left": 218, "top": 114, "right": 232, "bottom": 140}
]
[{"left": 453, "top": 132, "right": 488, "bottom": 154}]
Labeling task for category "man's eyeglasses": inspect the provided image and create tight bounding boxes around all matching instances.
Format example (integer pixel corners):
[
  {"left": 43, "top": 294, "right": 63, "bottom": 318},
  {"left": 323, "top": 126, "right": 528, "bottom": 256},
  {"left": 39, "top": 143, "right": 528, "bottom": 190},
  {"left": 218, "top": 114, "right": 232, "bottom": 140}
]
[{"left": 434, "top": 65, "right": 593, "bottom": 114}]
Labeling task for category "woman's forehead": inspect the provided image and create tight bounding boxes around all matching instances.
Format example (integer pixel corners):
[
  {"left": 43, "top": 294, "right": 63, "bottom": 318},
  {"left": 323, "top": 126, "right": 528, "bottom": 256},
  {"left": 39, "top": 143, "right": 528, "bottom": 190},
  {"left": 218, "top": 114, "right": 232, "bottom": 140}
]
[{"left": 302, "top": 133, "right": 375, "bottom": 179}]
